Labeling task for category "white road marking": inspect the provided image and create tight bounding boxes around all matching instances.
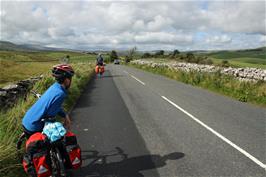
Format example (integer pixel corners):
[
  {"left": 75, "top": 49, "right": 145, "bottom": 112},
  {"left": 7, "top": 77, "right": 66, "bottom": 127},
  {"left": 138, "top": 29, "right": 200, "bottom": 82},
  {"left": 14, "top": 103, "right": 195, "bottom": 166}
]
[
  {"left": 123, "top": 70, "right": 129, "bottom": 74},
  {"left": 130, "top": 75, "right": 146, "bottom": 85},
  {"left": 161, "top": 95, "right": 266, "bottom": 170}
]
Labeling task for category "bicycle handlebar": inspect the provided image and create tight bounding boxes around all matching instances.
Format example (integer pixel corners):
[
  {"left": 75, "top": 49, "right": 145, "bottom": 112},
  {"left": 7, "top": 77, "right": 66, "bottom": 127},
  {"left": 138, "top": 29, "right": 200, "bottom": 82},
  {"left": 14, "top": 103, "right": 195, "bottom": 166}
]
[{"left": 30, "top": 90, "right": 41, "bottom": 99}]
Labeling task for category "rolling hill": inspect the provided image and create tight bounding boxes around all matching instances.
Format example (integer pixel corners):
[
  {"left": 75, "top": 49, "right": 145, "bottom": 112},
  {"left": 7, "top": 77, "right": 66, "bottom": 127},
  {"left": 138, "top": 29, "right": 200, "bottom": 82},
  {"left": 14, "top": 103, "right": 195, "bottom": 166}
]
[{"left": 0, "top": 41, "right": 64, "bottom": 52}]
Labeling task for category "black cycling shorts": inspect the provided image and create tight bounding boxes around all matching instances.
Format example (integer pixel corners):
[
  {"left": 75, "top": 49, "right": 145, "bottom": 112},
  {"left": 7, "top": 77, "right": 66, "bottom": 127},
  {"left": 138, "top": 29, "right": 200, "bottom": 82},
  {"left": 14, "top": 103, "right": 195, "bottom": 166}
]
[{"left": 22, "top": 125, "right": 40, "bottom": 138}]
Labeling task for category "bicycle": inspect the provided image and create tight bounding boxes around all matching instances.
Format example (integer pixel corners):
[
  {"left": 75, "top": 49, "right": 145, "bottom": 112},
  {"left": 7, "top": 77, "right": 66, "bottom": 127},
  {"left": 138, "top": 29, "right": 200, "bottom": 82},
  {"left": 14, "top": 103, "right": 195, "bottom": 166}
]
[
  {"left": 95, "top": 64, "right": 105, "bottom": 77},
  {"left": 16, "top": 91, "right": 69, "bottom": 177},
  {"left": 49, "top": 138, "right": 68, "bottom": 177}
]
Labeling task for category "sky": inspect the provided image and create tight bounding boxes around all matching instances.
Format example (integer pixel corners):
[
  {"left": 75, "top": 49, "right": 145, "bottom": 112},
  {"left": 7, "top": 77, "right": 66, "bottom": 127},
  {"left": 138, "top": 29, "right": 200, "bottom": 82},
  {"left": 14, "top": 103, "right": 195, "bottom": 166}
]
[{"left": 0, "top": 0, "right": 266, "bottom": 51}]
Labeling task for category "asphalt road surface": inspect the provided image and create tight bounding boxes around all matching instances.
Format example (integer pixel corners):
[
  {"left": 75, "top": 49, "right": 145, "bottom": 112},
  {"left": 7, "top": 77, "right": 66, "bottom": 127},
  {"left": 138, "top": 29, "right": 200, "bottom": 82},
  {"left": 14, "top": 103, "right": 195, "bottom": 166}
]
[{"left": 70, "top": 64, "right": 266, "bottom": 177}]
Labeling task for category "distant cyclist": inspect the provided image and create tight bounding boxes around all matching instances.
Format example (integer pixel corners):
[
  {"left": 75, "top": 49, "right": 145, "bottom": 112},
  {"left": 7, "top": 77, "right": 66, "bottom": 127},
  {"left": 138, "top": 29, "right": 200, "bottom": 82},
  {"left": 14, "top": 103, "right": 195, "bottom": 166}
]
[
  {"left": 96, "top": 53, "right": 104, "bottom": 66},
  {"left": 21, "top": 64, "right": 74, "bottom": 138}
]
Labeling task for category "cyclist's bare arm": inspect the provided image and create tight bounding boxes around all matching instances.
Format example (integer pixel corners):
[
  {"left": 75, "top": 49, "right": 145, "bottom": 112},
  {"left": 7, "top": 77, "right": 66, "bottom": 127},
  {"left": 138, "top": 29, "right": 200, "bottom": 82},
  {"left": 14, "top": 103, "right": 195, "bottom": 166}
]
[{"left": 64, "top": 114, "right": 71, "bottom": 130}]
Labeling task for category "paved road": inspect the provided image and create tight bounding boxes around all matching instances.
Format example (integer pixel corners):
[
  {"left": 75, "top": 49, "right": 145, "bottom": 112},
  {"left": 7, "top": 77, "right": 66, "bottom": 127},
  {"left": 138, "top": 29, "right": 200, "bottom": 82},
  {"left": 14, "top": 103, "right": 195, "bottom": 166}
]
[{"left": 71, "top": 64, "right": 266, "bottom": 177}]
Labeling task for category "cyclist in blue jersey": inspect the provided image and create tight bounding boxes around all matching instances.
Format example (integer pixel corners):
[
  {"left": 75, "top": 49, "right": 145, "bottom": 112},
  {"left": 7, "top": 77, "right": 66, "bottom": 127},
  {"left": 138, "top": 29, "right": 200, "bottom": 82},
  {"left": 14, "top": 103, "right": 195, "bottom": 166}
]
[{"left": 21, "top": 64, "right": 74, "bottom": 138}]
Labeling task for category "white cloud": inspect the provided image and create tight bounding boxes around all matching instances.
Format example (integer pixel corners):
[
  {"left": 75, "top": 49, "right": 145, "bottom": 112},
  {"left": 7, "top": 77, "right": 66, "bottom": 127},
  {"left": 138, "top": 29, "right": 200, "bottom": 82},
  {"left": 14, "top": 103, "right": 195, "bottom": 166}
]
[
  {"left": 133, "top": 20, "right": 145, "bottom": 31},
  {"left": 207, "top": 1, "right": 266, "bottom": 35},
  {"left": 260, "top": 35, "right": 266, "bottom": 45},
  {"left": 135, "top": 32, "right": 193, "bottom": 44},
  {"left": 1, "top": 1, "right": 265, "bottom": 50},
  {"left": 0, "top": 10, "right": 7, "bottom": 17},
  {"left": 206, "top": 35, "right": 232, "bottom": 44},
  {"left": 147, "top": 15, "right": 173, "bottom": 31}
]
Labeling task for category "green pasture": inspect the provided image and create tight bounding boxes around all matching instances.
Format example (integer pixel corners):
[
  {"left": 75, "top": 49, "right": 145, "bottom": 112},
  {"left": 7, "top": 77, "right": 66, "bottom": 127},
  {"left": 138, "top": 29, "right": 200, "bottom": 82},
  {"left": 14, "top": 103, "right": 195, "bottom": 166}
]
[
  {"left": 207, "top": 48, "right": 266, "bottom": 60},
  {"left": 210, "top": 57, "right": 266, "bottom": 69},
  {"left": 204, "top": 47, "right": 266, "bottom": 69},
  {"left": 0, "top": 51, "right": 97, "bottom": 86}
]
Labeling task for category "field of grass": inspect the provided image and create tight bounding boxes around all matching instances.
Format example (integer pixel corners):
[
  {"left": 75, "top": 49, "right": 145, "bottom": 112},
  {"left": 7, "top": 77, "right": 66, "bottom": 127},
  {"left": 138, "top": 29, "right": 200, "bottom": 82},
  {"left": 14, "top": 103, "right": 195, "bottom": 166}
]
[
  {"left": 0, "top": 59, "right": 56, "bottom": 87},
  {"left": 203, "top": 47, "right": 266, "bottom": 69},
  {"left": 0, "top": 51, "right": 97, "bottom": 86},
  {"left": 206, "top": 47, "right": 266, "bottom": 60},
  {"left": 129, "top": 63, "right": 266, "bottom": 107},
  {"left": 210, "top": 57, "right": 266, "bottom": 69},
  {"left": 0, "top": 62, "right": 95, "bottom": 177},
  {"left": 0, "top": 51, "right": 92, "bottom": 61}
]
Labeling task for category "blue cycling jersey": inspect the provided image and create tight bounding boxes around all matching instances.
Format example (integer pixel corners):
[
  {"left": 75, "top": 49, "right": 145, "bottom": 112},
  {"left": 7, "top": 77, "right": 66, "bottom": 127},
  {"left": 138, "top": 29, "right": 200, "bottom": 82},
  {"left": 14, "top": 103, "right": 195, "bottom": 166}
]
[{"left": 22, "top": 82, "right": 67, "bottom": 132}]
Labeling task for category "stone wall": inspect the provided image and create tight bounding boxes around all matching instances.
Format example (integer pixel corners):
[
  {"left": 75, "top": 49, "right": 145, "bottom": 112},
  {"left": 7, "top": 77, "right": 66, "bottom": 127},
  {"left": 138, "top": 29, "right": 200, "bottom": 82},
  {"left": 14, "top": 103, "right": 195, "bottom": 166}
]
[
  {"left": 0, "top": 76, "right": 43, "bottom": 110},
  {"left": 131, "top": 60, "right": 266, "bottom": 82}
]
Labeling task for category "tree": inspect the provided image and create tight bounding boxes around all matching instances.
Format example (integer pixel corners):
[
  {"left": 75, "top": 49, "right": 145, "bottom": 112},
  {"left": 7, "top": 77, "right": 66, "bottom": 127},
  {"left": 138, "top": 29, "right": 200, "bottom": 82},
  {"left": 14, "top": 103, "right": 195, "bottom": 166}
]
[
  {"left": 186, "top": 52, "right": 195, "bottom": 63},
  {"left": 173, "top": 50, "right": 180, "bottom": 56},
  {"left": 205, "top": 59, "right": 213, "bottom": 65},
  {"left": 142, "top": 52, "right": 152, "bottom": 58},
  {"left": 127, "top": 46, "right": 137, "bottom": 62},
  {"left": 125, "top": 55, "right": 130, "bottom": 63},
  {"left": 170, "top": 49, "right": 180, "bottom": 59},
  {"left": 155, "top": 50, "right": 164, "bottom": 57},
  {"left": 110, "top": 50, "right": 118, "bottom": 62},
  {"left": 221, "top": 60, "right": 230, "bottom": 67}
]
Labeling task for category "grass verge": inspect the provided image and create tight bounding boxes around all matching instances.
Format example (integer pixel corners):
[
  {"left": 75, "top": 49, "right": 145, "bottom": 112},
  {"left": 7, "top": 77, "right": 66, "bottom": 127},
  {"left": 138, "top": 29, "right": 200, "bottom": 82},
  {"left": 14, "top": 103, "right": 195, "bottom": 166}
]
[
  {"left": 129, "top": 63, "right": 266, "bottom": 107},
  {"left": 0, "top": 62, "right": 95, "bottom": 177}
]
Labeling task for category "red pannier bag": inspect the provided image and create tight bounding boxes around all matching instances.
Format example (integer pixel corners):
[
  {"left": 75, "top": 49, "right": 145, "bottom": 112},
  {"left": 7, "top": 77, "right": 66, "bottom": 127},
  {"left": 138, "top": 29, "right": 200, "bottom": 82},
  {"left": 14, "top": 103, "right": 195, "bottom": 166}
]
[
  {"left": 95, "top": 65, "right": 99, "bottom": 74},
  {"left": 64, "top": 131, "right": 82, "bottom": 169},
  {"left": 23, "top": 132, "right": 51, "bottom": 177}
]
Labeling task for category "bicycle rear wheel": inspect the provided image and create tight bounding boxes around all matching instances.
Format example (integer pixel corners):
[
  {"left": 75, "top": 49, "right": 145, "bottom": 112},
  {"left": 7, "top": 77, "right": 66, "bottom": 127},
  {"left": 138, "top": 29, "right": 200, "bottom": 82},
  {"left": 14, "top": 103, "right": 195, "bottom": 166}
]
[{"left": 50, "top": 147, "right": 67, "bottom": 177}]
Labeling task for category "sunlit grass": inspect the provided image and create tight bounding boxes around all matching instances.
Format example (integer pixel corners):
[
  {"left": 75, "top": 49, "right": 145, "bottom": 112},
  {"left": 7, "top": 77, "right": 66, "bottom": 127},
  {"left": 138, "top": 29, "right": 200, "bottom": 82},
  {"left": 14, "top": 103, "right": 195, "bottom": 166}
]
[
  {"left": 0, "top": 59, "right": 56, "bottom": 86},
  {"left": 130, "top": 63, "right": 266, "bottom": 107},
  {"left": 0, "top": 51, "right": 96, "bottom": 86},
  {"left": 210, "top": 57, "right": 266, "bottom": 69},
  {"left": 0, "top": 62, "right": 95, "bottom": 177}
]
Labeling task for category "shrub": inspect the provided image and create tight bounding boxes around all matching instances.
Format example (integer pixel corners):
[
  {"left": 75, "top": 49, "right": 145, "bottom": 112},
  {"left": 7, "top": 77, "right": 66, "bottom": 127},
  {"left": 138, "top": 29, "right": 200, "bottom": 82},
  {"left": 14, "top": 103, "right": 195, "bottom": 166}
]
[
  {"left": 109, "top": 50, "right": 118, "bottom": 62},
  {"left": 204, "top": 59, "right": 213, "bottom": 65},
  {"left": 173, "top": 49, "right": 180, "bottom": 56},
  {"left": 155, "top": 50, "right": 164, "bottom": 57},
  {"left": 186, "top": 52, "right": 195, "bottom": 63},
  {"left": 142, "top": 52, "right": 152, "bottom": 58},
  {"left": 221, "top": 60, "right": 230, "bottom": 67},
  {"left": 125, "top": 55, "right": 130, "bottom": 63}
]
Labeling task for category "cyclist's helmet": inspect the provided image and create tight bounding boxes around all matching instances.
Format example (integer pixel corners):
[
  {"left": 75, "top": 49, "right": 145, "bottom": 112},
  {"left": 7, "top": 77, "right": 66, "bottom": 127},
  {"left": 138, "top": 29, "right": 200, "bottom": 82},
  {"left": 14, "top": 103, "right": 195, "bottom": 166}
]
[{"left": 52, "top": 64, "right": 74, "bottom": 82}]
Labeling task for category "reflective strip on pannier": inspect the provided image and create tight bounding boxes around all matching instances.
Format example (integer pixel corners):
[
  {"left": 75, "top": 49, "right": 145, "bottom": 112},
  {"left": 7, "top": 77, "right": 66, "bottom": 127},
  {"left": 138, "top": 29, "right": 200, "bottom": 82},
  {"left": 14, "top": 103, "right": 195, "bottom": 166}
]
[
  {"left": 67, "top": 145, "right": 82, "bottom": 169},
  {"left": 64, "top": 131, "right": 82, "bottom": 169}
]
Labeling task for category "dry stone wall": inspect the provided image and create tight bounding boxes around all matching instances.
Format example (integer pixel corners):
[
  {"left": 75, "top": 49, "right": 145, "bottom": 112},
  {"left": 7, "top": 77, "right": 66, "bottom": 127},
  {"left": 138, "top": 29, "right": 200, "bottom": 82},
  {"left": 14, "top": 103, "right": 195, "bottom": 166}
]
[
  {"left": 0, "top": 76, "right": 43, "bottom": 110},
  {"left": 131, "top": 60, "right": 266, "bottom": 82}
]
